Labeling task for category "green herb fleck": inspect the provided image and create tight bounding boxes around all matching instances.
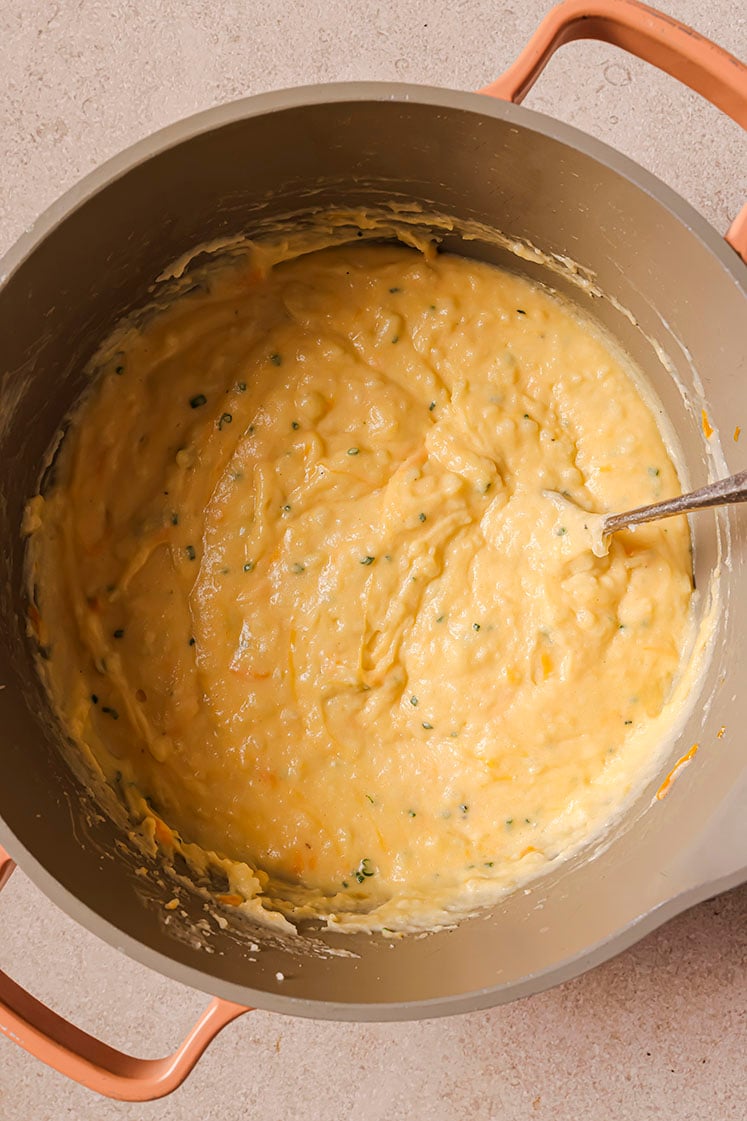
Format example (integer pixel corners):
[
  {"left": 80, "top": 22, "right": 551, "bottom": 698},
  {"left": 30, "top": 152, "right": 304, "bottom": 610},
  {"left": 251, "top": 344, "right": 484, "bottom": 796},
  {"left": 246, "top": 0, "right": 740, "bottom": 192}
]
[
  {"left": 408, "top": 810, "right": 417, "bottom": 817},
  {"left": 429, "top": 303, "right": 436, "bottom": 311},
  {"left": 523, "top": 413, "right": 530, "bottom": 420},
  {"left": 236, "top": 381, "right": 247, "bottom": 392},
  {"left": 282, "top": 504, "right": 292, "bottom": 514},
  {"left": 505, "top": 818, "right": 514, "bottom": 827},
  {"left": 189, "top": 393, "right": 207, "bottom": 409},
  {"left": 648, "top": 466, "right": 660, "bottom": 477},
  {"left": 188, "top": 637, "right": 196, "bottom": 646},
  {"left": 418, "top": 512, "right": 427, "bottom": 523},
  {"left": 555, "top": 526, "right": 567, "bottom": 536},
  {"left": 391, "top": 335, "right": 399, "bottom": 344},
  {"left": 170, "top": 512, "right": 179, "bottom": 526},
  {"left": 185, "top": 545, "right": 196, "bottom": 561},
  {"left": 114, "top": 364, "right": 125, "bottom": 375},
  {"left": 389, "top": 286, "right": 402, "bottom": 293},
  {"left": 472, "top": 623, "right": 481, "bottom": 632},
  {"left": 101, "top": 706, "right": 119, "bottom": 720},
  {"left": 292, "top": 562, "right": 305, "bottom": 574},
  {"left": 270, "top": 353, "right": 282, "bottom": 366},
  {"left": 113, "top": 628, "right": 125, "bottom": 639},
  {"left": 365, "top": 794, "right": 375, "bottom": 805},
  {"left": 90, "top": 694, "right": 99, "bottom": 704},
  {"left": 422, "top": 722, "right": 433, "bottom": 730},
  {"left": 516, "top": 309, "right": 526, "bottom": 316},
  {"left": 292, "top": 421, "right": 300, "bottom": 430},
  {"left": 484, "top": 861, "right": 494, "bottom": 868},
  {"left": 342, "top": 880, "right": 349, "bottom": 889},
  {"left": 436, "top": 614, "right": 445, "bottom": 623},
  {"left": 360, "top": 555, "right": 375, "bottom": 565},
  {"left": 410, "top": 696, "right": 419, "bottom": 707},
  {"left": 217, "top": 412, "right": 232, "bottom": 430},
  {"left": 624, "top": 719, "right": 633, "bottom": 725},
  {"left": 243, "top": 562, "right": 254, "bottom": 573},
  {"left": 459, "top": 803, "right": 469, "bottom": 815},
  {"left": 354, "top": 857, "right": 375, "bottom": 883},
  {"left": 429, "top": 401, "right": 436, "bottom": 411},
  {"left": 347, "top": 447, "right": 359, "bottom": 456}
]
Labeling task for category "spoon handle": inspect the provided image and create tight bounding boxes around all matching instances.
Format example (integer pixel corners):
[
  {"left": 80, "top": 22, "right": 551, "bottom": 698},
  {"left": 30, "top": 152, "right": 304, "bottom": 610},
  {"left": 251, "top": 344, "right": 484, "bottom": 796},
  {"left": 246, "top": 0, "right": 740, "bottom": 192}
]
[{"left": 603, "top": 470, "right": 747, "bottom": 535}]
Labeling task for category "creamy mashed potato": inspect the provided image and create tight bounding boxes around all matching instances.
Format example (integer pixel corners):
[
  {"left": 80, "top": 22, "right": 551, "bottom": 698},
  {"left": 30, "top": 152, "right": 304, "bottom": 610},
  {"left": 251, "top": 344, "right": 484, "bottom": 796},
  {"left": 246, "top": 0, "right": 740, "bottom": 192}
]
[{"left": 25, "top": 240, "right": 693, "bottom": 932}]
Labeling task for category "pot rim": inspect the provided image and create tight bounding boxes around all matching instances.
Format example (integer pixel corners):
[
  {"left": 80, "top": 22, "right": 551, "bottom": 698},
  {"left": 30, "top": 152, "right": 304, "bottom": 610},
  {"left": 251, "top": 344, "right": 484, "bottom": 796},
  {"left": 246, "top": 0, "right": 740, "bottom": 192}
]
[{"left": 1, "top": 80, "right": 744, "bottom": 1021}]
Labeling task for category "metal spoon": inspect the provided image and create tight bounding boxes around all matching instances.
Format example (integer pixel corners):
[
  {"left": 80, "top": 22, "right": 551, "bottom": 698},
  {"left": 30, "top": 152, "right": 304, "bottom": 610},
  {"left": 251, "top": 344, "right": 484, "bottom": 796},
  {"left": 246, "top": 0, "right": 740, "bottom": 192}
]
[
  {"left": 546, "top": 470, "right": 747, "bottom": 558},
  {"left": 602, "top": 469, "right": 747, "bottom": 536}
]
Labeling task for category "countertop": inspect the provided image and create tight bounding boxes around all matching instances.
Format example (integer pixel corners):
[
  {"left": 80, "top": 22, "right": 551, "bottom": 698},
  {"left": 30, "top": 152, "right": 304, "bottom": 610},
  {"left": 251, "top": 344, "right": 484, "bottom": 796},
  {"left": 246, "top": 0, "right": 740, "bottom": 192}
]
[{"left": 0, "top": 2, "right": 745, "bottom": 1118}]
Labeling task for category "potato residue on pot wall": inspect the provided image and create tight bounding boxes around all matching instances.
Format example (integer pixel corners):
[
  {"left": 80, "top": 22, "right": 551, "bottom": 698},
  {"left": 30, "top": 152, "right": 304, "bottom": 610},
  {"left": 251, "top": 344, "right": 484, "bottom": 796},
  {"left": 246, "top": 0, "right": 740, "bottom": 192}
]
[{"left": 24, "top": 219, "right": 697, "bottom": 933}]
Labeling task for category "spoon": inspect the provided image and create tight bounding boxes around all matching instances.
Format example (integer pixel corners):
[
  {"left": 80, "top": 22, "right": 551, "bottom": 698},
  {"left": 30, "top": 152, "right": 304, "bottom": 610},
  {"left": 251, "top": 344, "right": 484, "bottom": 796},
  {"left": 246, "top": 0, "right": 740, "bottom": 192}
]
[{"left": 547, "top": 470, "right": 747, "bottom": 558}]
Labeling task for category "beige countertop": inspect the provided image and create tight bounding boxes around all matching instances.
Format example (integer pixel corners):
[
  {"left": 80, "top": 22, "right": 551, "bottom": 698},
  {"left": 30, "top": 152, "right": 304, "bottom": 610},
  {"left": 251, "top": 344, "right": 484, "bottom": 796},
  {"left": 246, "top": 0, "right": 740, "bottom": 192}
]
[{"left": 0, "top": 1, "right": 745, "bottom": 1118}]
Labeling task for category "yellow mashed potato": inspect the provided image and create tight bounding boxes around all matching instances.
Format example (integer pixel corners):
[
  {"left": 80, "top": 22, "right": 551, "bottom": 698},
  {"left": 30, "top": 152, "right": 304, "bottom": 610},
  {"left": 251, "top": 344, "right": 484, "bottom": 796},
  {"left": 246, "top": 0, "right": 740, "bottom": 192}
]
[{"left": 26, "top": 240, "right": 693, "bottom": 932}]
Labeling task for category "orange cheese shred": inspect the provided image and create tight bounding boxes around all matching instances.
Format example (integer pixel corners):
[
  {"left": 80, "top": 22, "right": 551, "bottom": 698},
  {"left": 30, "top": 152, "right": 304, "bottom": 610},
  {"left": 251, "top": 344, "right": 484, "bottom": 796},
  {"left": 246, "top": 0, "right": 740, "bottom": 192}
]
[
  {"left": 656, "top": 743, "right": 698, "bottom": 801},
  {"left": 701, "top": 410, "right": 714, "bottom": 439}
]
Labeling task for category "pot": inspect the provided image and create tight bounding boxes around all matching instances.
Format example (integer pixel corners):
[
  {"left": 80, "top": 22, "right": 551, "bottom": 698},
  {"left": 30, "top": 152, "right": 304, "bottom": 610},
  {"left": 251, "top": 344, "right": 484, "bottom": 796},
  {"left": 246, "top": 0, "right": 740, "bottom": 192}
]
[{"left": 0, "top": 0, "right": 744, "bottom": 1101}]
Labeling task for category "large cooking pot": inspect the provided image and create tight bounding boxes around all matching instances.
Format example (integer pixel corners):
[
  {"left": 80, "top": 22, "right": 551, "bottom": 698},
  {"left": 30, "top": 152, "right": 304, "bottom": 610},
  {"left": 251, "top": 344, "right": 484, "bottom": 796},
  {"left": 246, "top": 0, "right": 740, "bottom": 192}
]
[{"left": 0, "top": 0, "right": 744, "bottom": 1101}]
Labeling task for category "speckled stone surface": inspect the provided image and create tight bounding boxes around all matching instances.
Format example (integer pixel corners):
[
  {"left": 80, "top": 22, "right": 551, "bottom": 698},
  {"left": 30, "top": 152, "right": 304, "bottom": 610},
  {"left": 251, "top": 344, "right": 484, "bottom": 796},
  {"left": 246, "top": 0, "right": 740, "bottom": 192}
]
[{"left": 0, "top": 2, "right": 745, "bottom": 1118}]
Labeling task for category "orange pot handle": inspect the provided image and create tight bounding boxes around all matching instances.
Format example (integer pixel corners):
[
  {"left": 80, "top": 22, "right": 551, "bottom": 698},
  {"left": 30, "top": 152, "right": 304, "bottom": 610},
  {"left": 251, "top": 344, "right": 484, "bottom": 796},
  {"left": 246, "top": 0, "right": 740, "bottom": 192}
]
[
  {"left": 0, "top": 846, "right": 249, "bottom": 1100},
  {"left": 480, "top": 0, "right": 747, "bottom": 264}
]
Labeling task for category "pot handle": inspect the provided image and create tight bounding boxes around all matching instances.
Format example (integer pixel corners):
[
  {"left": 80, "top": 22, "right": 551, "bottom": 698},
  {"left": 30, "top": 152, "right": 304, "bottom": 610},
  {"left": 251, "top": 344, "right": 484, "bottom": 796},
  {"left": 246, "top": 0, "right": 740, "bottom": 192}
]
[
  {"left": 0, "top": 846, "right": 249, "bottom": 1100},
  {"left": 480, "top": 0, "right": 747, "bottom": 264}
]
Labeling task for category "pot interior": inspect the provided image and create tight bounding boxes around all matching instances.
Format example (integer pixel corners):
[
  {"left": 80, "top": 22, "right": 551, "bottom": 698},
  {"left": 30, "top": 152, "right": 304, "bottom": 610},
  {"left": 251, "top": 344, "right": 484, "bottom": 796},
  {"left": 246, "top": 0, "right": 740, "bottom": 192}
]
[{"left": 0, "top": 91, "right": 744, "bottom": 1017}]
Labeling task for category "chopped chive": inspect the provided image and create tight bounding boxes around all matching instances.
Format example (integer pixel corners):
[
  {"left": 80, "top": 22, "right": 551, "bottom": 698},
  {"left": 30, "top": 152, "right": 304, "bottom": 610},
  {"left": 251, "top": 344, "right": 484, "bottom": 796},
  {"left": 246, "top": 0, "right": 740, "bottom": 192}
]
[
  {"left": 389, "top": 286, "right": 402, "bottom": 293},
  {"left": 516, "top": 309, "right": 526, "bottom": 315},
  {"left": 113, "top": 628, "right": 125, "bottom": 639},
  {"left": 236, "top": 381, "right": 247, "bottom": 392},
  {"left": 555, "top": 526, "right": 567, "bottom": 536},
  {"left": 291, "top": 421, "right": 300, "bottom": 430},
  {"left": 292, "top": 562, "right": 305, "bottom": 574},
  {"left": 114, "top": 364, "right": 125, "bottom": 375},
  {"left": 459, "top": 803, "right": 468, "bottom": 815},
  {"left": 101, "top": 706, "right": 119, "bottom": 720},
  {"left": 408, "top": 809, "right": 417, "bottom": 817},
  {"left": 360, "top": 555, "right": 375, "bottom": 565},
  {"left": 505, "top": 818, "right": 514, "bottom": 826},
  {"left": 484, "top": 861, "right": 494, "bottom": 867},
  {"left": 365, "top": 794, "right": 375, "bottom": 805},
  {"left": 472, "top": 623, "right": 481, "bottom": 632},
  {"left": 189, "top": 394, "right": 207, "bottom": 409},
  {"left": 429, "top": 303, "right": 436, "bottom": 311},
  {"left": 422, "top": 722, "right": 433, "bottom": 730},
  {"left": 648, "top": 466, "right": 660, "bottom": 477},
  {"left": 410, "top": 696, "right": 418, "bottom": 707},
  {"left": 217, "top": 412, "right": 232, "bottom": 430},
  {"left": 436, "top": 615, "right": 445, "bottom": 623},
  {"left": 188, "top": 637, "right": 196, "bottom": 646},
  {"left": 342, "top": 880, "right": 349, "bottom": 889},
  {"left": 354, "top": 858, "right": 375, "bottom": 883},
  {"left": 347, "top": 447, "right": 359, "bottom": 456},
  {"left": 185, "top": 545, "right": 196, "bottom": 561},
  {"left": 90, "top": 694, "right": 99, "bottom": 704},
  {"left": 269, "top": 353, "right": 282, "bottom": 366},
  {"left": 170, "top": 512, "right": 179, "bottom": 526},
  {"left": 624, "top": 719, "right": 633, "bottom": 725},
  {"left": 429, "top": 401, "right": 436, "bottom": 411},
  {"left": 282, "top": 504, "right": 291, "bottom": 514},
  {"left": 523, "top": 413, "right": 530, "bottom": 420},
  {"left": 391, "top": 335, "right": 399, "bottom": 344},
  {"left": 243, "top": 562, "right": 254, "bottom": 572},
  {"left": 418, "top": 512, "right": 427, "bottom": 523}
]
